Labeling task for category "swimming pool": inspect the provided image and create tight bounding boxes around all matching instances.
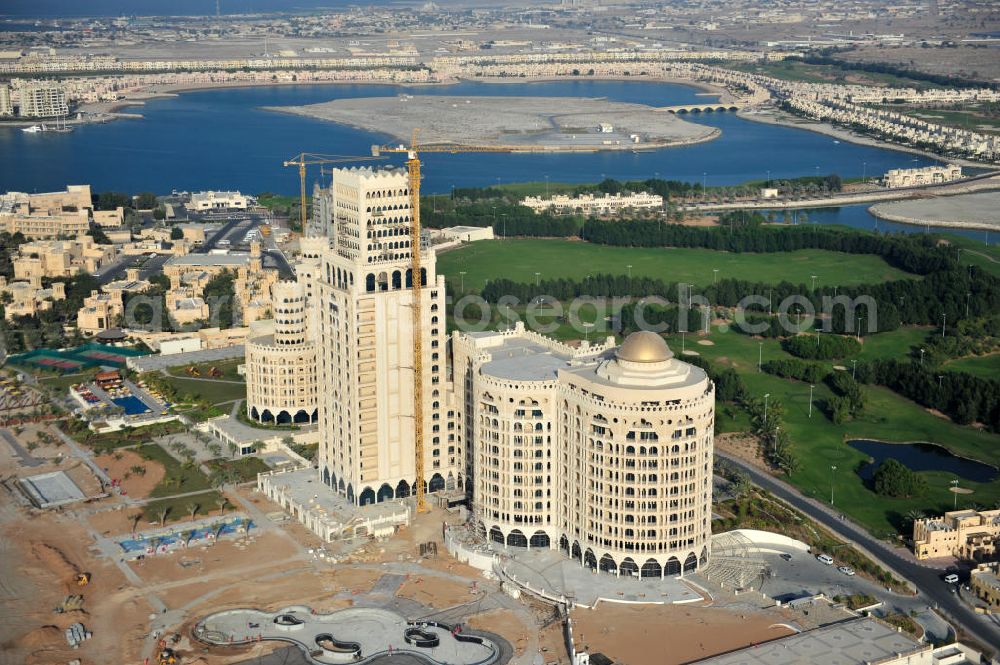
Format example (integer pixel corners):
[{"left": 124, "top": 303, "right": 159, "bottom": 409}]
[{"left": 113, "top": 396, "right": 150, "bottom": 415}]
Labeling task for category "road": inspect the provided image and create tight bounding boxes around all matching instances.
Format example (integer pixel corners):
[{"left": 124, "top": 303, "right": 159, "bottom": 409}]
[{"left": 718, "top": 452, "right": 1000, "bottom": 650}]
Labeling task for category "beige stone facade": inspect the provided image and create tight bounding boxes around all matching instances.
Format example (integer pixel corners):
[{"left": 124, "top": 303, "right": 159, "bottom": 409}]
[
  {"left": 884, "top": 164, "right": 962, "bottom": 189},
  {"left": 245, "top": 280, "right": 318, "bottom": 425},
  {"left": 162, "top": 242, "right": 278, "bottom": 327},
  {"left": 13, "top": 236, "right": 116, "bottom": 279},
  {"left": 0, "top": 276, "right": 65, "bottom": 320},
  {"left": 0, "top": 185, "right": 92, "bottom": 239},
  {"left": 314, "top": 166, "right": 457, "bottom": 506},
  {"left": 77, "top": 290, "right": 123, "bottom": 335},
  {"left": 453, "top": 327, "right": 715, "bottom": 576},
  {"left": 913, "top": 508, "right": 1000, "bottom": 561},
  {"left": 970, "top": 562, "right": 1000, "bottom": 614}
]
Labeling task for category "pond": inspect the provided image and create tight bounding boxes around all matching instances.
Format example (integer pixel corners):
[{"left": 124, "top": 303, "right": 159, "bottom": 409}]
[{"left": 848, "top": 439, "right": 998, "bottom": 484}]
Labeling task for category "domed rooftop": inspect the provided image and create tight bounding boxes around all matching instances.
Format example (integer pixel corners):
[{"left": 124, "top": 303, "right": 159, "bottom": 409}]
[{"left": 615, "top": 331, "right": 673, "bottom": 364}]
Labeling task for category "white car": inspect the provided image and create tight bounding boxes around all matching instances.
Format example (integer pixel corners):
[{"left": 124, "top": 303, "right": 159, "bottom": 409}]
[
  {"left": 816, "top": 553, "right": 834, "bottom": 565},
  {"left": 838, "top": 566, "right": 855, "bottom": 576},
  {"left": 943, "top": 573, "right": 959, "bottom": 584}
]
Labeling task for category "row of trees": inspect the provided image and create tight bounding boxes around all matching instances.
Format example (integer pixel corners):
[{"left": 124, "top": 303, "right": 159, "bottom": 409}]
[{"left": 855, "top": 359, "right": 1000, "bottom": 431}]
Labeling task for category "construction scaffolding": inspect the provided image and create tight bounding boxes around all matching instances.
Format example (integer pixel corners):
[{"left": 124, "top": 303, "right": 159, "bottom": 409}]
[{"left": 703, "top": 531, "right": 771, "bottom": 591}]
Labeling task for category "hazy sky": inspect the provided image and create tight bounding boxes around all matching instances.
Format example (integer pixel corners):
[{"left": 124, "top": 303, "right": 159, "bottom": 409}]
[{"left": 1, "top": 0, "right": 405, "bottom": 18}]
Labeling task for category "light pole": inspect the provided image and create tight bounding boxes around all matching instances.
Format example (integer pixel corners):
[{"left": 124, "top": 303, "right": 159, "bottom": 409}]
[
  {"left": 702, "top": 172, "right": 707, "bottom": 199},
  {"left": 966, "top": 292, "right": 970, "bottom": 318},
  {"left": 816, "top": 328, "right": 822, "bottom": 350},
  {"left": 851, "top": 359, "right": 857, "bottom": 380},
  {"left": 763, "top": 393, "right": 770, "bottom": 426},
  {"left": 681, "top": 330, "right": 686, "bottom": 354},
  {"left": 545, "top": 174, "right": 550, "bottom": 198},
  {"left": 941, "top": 313, "right": 947, "bottom": 338},
  {"left": 856, "top": 315, "right": 863, "bottom": 342},
  {"left": 951, "top": 479, "right": 960, "bottom": 509},
  {"left": 811, "top": 275, "right": 817, "bottom": 291},
  {"left": 920, "top": 348, "right": 925, "bottom": 366},
  {"left": 713, "top": 268, "right": 718, "bottom": 284},
  {"left": 809, "top": 384, "right": 815, "bottom": 418},
  {"left": 768, "top": 289, "right": 772, "bottom": 315},
  {"left": 938, "top": 375, "right": 944, "bottom": 389},
  {"left": 627, "top": 264, "right": 632, "bottom": 279},
  {"left": 758, "top": 342, "right": 763, "bottom": 372},
  {"left": 830, "top": 465, "right": 837, "bottom": 505},
  {"left": 459, "top": 271, "right": 466, "bottom": 293},
  {"left": 535, "top": 271, "right": 540, "bottom": 286},
  {"left": 501, "top": 213, "right": 507, "bottom": 240}
]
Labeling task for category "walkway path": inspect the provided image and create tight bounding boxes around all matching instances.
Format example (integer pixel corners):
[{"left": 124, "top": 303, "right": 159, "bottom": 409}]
[{"left": 717, "top": 452, "right": 1000, "bottom": 649}]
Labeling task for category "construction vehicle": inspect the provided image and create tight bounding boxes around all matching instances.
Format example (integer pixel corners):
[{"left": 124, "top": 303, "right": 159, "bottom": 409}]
[
  {"left": 75, "top": 572, "right": 90, "bottom": 586},
  {"left": 259, "top": 224, "right": 271, "bottom": 237},
  {"left": 371, "top": 132, "right": 554, "bottom": 513},
  {"left": 158, "top": 647, "right": 178, "bottom": 664},
  {"left": 282, "top": 153, "right": 383, "bottom": 232}
]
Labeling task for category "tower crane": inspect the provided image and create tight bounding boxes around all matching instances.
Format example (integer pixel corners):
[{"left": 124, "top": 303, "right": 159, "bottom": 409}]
[
  {"left": 282, "top": 153, "right": 383, "bottom": 232},
  {"left": 372, "top": 132, "right": 557, "bottom": 513}
]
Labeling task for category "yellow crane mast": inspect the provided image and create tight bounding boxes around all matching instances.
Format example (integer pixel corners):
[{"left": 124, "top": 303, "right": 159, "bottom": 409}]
[
  {"left": 371, "top": 135, "right": 559, "bottom": 513},
  {"left": 282, "top": 153, "right": 382, "bottom": 231}
]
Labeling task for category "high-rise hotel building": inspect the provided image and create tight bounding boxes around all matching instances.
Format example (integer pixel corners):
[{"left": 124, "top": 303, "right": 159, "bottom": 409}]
[
  {"left": 249, "top": 166, "right": 715, "bottom": 577},
  {"left": 314, "top": 166, "right": 459, "bottom": 505}
]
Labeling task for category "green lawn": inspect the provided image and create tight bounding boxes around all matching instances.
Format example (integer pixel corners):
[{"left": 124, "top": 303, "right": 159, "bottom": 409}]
[
  {"left": 666, "top": 327, "right": 1000, "bottom": 537},
  {"left": 207, "top": 456, "right": 271, "bottom": 483},
  {"left": 157, "top": 375, "right": 246, "bottom": 405},
  {"left": 38, "top": 370, "right": 99, "bottom": 391},
  {"left": 138, "top": 443, "right": 222, "bottom": 523},
  {"left": 944, "top": 352, "right": 1000, "bottom": 379},
  {"left": 438, "top": 239, "right": 916, "bottom": 293},
  {"left": 167, "top": 358, "right": 244, "bottom": 382}
]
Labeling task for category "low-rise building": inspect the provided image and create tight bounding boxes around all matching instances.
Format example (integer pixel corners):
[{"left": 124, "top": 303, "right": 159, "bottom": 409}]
[
  {"left": 439, "top": 225, "right": 495, "bottom": 243},
  {"left": 189, "top": 190, "right": 248, "bottom": 210},
  {"left": 521, "top": 191, "right": 663, "bottom": 215},
  {"left": 13, "top": 236, "right": 116, "bottom": 279},
  {"left": 77, "top": 290, "right": 124, "bottom": 335},
  {"left": 913, "top": 508, "right": 1000, "bottom": 560},
  {"left": 970, "top": 561, "right": 1000, "bottom": 613},
  {"left": 0, "top": 186, "right": 93, "bottom": 239},
  {"left": 884, "top": 164, "right": 962, "bottom": 188},
  {"left": 0, "top": 276, "right": 65, "bottom": 320},
  {"left": 0, "top": 84, "right": 12, "bottom": 116},
  {"left": 92, "top": 208, "right": 125, "bottom": 228}
]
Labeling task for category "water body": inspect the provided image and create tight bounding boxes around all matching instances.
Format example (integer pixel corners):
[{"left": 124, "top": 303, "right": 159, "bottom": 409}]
[
  {"left": 758, "top": 205, "right": 992, "bottom": 243},
  {"left": 848, "top": 439, "right": 998, "bottom": 484},
  {"left": 1, "top": 80, "right": 940, "bottom": 192}
]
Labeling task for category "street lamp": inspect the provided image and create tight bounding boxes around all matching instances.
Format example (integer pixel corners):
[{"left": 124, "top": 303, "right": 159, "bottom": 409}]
[
  {"left": 830, "top": 465, "right": 837, "bottom": 505},
  {"left": 811, "top": 275, "right": 817, "bottom": 291},
  {"left": 763, "top": 393, "right": 770, "bottom": 425},
  {"left": 951, "top": 479, "right": 960, "bottom": 509},
  {"left": 808, "top": 384, "right": 815, "bottom": 418},
  {"left": 851, "top": 359, "right": 857, "bottom": 380},
  {"left": 713, "top": 268, "right": 718, "bottom": 284},
  {"left": 758, "top": 342, "right": 764, "bottom": 372},
  {"left": 459, "top": 270, "right": 467, "bottom": 293},
  {"left": 966, "top": 292, "right": 971, "bottom": 318},
  {"left": 941, "top": 313, "right": 947, "bottom": 338},
  {"left": 938, "top": 375, "right": 944, "bottom": 389},
  {"left": 535, "top": 271, "right": 540, "bottom": 286},
  {"left": 627, "top": 264, "right": 632, "bottom": 279},
  {"left": 920, "top": 348, "right": 925, "bottom": 366}
]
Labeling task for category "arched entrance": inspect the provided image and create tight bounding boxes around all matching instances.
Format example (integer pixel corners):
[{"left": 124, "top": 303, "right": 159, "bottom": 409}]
[
  {"left": 489, "top": 526, "right": 504, "bottom": 544},
  {"left": 376, "top": 483, "right": 394, "bottom": 503},
  {"left": 619, "top": 557, "right": 638, "bottom": 578},
  {"left": 507, "top": 529, "right": 527, "bottom": 548},
  {"left": 529, "top": 531, "right": 550, "bottom": 548},
  {"left": 599, "top": 554, "right": 617, "bottom": 574},
  {"left": 683, "top": 553, "right": 698, "bottom": 573},
  {"left": 641, "top": 559, "right": 662, "bottom": 578},
  {"left": 359, "top": 487, "right": 376, "bottom": 506}
]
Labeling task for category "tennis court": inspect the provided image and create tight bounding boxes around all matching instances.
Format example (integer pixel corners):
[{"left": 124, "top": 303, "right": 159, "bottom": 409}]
[{"left": 10, "top": 343, "right": 148, "bottom": 374}]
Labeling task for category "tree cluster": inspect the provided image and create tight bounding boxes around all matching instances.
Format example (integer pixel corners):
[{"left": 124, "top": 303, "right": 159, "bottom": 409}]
[
  {"left": 761, "top": 359, "right": 828, "bottom": 384},
  {"left": 783, "top": 333, "right": 861, "bottom": 360},
  {"left": 873, "top": 459, "right": 927, "bottom": 498}
]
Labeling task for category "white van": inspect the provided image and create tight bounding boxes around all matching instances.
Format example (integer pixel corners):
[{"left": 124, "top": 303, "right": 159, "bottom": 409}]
[
  {"left": 816, "top": 553, "right": 834, "bottom": 565},
  {"left": 943, "top": 573, "right": 959, "bottom": 584}
]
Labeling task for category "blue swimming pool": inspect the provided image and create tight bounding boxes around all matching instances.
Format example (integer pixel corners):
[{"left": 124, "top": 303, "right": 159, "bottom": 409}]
[
  {"left": 113, "top": 396, "right": 150, "bottom": 415},
  {"left": 119, "top": 517, "right": 252, "bottom": 553}
]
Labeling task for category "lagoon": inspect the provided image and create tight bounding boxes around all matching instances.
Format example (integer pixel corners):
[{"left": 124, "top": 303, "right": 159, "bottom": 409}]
[
  {"left": 2, "top": 79, "right": 942, "bottom": 198},
  {"left": 848, "top": 439, "right": 998, "bottom": 484}
]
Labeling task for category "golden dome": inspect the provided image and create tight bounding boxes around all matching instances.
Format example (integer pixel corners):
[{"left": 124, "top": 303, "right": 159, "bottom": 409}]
[{"left": 615, "top": 331, "right": 673, "bottom": 364}]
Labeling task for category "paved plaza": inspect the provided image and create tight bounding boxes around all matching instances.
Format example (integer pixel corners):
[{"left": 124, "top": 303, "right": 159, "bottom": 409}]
[
  {"left": 194, "top": 605, "right": 501, "bottom": 665},
  {"left": 17, "top": 470, "right": 86, "bottom": 508},
  {"left": 496, "top": 547, "right": 704, "bottom": 607}
]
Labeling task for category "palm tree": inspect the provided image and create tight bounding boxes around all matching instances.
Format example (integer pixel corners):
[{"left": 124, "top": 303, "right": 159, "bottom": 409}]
[
  {"left": 904, "top": 509, "right": 925, "bottom": 528},
  {"left": 219, "top": 497, "right": 230, "bottom": 517},
  {"left": 186, "top": 502, "right": 200, "bottom": 521},
  {"left": 157, "top": 506, "right": 170, "bottom": 527},
  {"left": 130, "top": 511, "right": 143, "bottom": 536}
]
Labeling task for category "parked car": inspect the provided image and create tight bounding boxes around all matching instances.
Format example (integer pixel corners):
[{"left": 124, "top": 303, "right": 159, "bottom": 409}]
[
  {"left": 838, "top": 566, "right": 855, "bottom": 576},
  {"left": 816, "top": 554, "right": 834, "bottom": 565},
  {"left": 779, "top": 553, "right": 793, "bottom": 561},
  {"left": 943, "top": 573, "right": 959, "bottom": 584}
]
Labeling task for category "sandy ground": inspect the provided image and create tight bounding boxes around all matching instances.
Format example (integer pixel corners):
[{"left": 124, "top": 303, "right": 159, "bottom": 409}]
[
  {"left": 94, "top": 449, "right": 166, "bottom": 499},
  {"left": 396, "top": 575, "right": 481, "bottom": 609},
  {"left": 571, "top": 604, "right": 794, "bottom": 665},
  {"left": 267, "top": 94, "right": 718, "bottom": 151},
  {"left": 869, "top": 191, "right": 1000, "bottom": 231}
]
